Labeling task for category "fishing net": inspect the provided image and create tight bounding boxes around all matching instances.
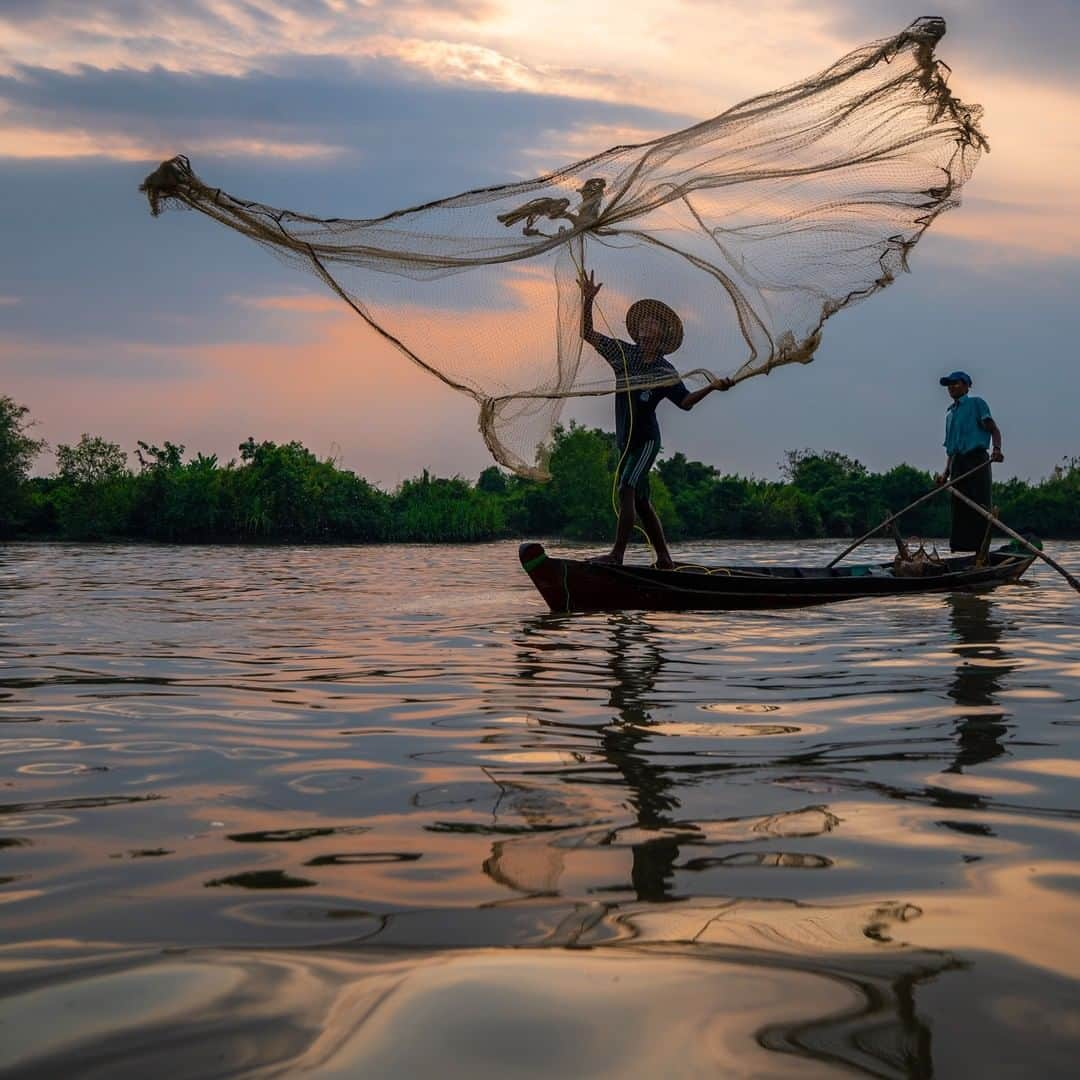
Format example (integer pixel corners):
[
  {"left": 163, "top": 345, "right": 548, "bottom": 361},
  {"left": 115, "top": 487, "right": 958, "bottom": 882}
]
[{"left": 141, "top": 17, "right": 985, "bottom": 480}]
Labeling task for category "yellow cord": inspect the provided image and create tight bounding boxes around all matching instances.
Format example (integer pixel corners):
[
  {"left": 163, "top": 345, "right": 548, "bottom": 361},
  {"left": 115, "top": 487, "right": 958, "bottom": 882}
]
[{"left": 570, "top": 248, "right": 653, "bottom": 555}]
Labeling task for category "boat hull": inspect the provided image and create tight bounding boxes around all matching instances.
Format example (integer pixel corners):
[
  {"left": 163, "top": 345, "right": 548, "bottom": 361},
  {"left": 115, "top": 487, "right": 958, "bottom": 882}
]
[{"left": 519, "top": 542, "right": 1035, "bottom": 613}]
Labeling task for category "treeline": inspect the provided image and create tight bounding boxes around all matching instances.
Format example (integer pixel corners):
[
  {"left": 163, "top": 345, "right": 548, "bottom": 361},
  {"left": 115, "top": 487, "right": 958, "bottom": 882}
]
[{"left": 2, "top": 396, "right": 1078, "bottom": 542}]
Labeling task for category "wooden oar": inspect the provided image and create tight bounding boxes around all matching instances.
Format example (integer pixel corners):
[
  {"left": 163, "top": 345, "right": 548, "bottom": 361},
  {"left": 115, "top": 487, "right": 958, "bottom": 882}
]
[
  {"left": 947, "top": 488, "right": 1080, "bottom": 594},
  {"left": 826, "top": 459, "right": 990, "bottom": 568}
]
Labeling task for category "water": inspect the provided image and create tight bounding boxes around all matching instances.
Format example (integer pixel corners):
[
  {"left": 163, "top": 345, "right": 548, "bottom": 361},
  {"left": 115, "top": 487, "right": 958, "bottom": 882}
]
[{"left": 1, "top": 540, "right": 1078, "bottom": 1078}]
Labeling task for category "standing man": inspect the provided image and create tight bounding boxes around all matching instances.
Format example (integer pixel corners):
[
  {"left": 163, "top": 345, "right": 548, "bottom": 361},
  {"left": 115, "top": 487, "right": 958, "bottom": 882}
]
[{"left": 934, "top": 371, "right": 1004, "bottom": 551}]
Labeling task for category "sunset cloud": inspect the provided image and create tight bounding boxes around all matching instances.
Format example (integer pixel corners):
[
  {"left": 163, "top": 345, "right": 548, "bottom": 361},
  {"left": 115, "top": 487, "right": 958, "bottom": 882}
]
[{"left": 0, "top": 124, "right": 344, "bottom": 161}]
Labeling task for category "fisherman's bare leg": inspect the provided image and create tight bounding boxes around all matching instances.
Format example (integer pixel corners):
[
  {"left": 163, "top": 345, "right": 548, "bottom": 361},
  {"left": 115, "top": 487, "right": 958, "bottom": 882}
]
[
  {"left": 636, "top": 494, "right": 674, "bottom": 569},
  {"left": 590, "top": 486, "right": 636, "bottom": 565}
]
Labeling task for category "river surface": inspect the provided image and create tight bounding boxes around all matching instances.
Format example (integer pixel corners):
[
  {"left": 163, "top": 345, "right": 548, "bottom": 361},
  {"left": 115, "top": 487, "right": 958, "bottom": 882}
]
[{"left": 1, "top": 540, "right": 1078, "bottom": 1077}]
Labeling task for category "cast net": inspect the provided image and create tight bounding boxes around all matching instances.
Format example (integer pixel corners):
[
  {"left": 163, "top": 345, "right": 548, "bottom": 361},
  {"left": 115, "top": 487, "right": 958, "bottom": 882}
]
[{"left": 141, "top": 17, "right": 985, "bottom": 479}]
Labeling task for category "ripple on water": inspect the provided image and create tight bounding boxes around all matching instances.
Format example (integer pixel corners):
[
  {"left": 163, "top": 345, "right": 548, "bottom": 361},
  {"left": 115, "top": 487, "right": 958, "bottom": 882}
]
[
  {"left": 732, "top": 703, "right": 783, "bottom": 713},
  {"left": 650, "top": 721, "right": 827, "bottom": 738},
  {"left": 218, "top": 746, "right": 296, "bottom": 760},
  {"left": 16, "top": 762, "right": 102, "bottom": 775},
  {"left": 286, "top": 772, "right": 368, "bottom": 795},
  {"left": 106, "top": 740, "right": 201, "bottom": 755},
  {"left": 86, "top": 701, "right": 203, "bottom": 718},
  {"left": 0, "top": 738, "right": 83, "bottom": 756},
  {"left": 2, "top": 813, "right": 79, "bottom": 831},
  {"left": 2, "top": 540, "right": 1078, "bottom": 1078}
]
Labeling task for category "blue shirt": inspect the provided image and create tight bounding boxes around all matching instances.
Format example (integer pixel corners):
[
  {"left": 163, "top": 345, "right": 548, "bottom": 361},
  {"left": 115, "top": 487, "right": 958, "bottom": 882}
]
[
  {"left": 591, "top": 334, "right": 690, "bottom": 449},
  {"left": 944, "top": 394, "right": 992, "bottom": 456}
]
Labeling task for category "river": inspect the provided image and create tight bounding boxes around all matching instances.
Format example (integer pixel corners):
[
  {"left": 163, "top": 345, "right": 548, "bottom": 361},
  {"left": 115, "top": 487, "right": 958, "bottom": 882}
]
[{"left": 1, "top": 540, "right": 1078, "bottom": 1077}]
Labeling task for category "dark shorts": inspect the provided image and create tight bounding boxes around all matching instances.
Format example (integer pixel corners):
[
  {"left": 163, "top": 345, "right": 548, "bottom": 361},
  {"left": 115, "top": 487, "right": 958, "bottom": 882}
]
[{"left": 617, "top": 438, "right": 661, "bottom": 498}]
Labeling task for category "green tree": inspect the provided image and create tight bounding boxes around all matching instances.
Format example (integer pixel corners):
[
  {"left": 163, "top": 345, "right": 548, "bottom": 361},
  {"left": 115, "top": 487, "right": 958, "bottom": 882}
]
[
  {"left": 544, "top": 423, "right": 618, "bottom": 539},
  {"left": 0, "top": 396, "right": 46, "bottom": 536},
  {"left": 317, "top": 466, "right": 390, "bottom": 541},
  {"left": 50, "top": 434, "right": 132, "bottom": 539},
  {"left": 223, "top": 437, "right": 391, "bottom": 541},
  {"left": 878, "top": 463, "right": 949, "bottom": 539},
  {"left": 130, "top": 440, "right": 189, "bottom": 539},
  {"left": 9, "top": 411, "right": 1077, "bottom": 544},
  {"left": 657, "top": 452, "right": 717, "bottom": 536},
  {"left": 55, "top": 434, "right": 128, "bottom": 486},
  {"left": 477, "top": 466, "right": 508, "bottom": 495},
  {"left": 233, "top": 437, "right": 321, "bottom": 538},
  {"left": 704, "top": 475, "right": 756, "bottom": 537},
  {"left": 783, "top": 449, "right": 884, "bottom": 536},
  {"left": 131, "top": 443, "right": 233, "bottom": 541},
  {"left": 995, "top": 457, "right": 1080, "bottom": 539},
  {"left": 135, "top": 440, "right": 185, "bottom": 472},
  {"left": 391, "top": 470, "right": 504, "bottom": 541},
  {"left": 740, "top": 481, "right": 820, "bottom": 538}
]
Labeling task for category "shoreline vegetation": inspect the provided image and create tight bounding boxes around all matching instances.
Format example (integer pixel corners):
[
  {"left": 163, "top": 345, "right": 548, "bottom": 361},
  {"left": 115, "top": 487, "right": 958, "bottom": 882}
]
[{"left": 3, "top": 397, "right": 1078, "bottom": 544}]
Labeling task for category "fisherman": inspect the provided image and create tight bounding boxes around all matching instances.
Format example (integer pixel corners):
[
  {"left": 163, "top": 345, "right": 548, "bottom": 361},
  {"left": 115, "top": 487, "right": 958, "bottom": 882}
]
[
  {"left": 578, "top": 270, "right": 733, "bottom": 568},
  {"left": 934, "top": 371, "right": 1004, "bottom": 551}
]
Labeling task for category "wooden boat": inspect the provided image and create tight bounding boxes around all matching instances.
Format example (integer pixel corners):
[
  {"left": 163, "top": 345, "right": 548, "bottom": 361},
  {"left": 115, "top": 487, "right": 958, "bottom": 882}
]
[{"left": 519, "top": 541, "right": 1036, "bottom": 613}]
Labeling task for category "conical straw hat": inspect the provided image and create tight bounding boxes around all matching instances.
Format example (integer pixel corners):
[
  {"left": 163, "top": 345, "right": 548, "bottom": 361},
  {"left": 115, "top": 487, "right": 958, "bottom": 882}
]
[{"left": 626, "top": 298, "right": 684, "bottom": 354}]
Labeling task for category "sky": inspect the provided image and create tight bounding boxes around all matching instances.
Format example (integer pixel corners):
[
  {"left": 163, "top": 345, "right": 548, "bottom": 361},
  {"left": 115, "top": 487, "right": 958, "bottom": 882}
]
[{"left": 1, "top": 0, "right": 1078, "bottom": 486}]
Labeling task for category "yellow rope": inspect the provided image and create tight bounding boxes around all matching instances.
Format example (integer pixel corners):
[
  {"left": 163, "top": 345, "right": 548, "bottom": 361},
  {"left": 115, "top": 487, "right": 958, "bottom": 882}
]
[{"left": 573, "top": 251, "right": 760, "bottom": 578}]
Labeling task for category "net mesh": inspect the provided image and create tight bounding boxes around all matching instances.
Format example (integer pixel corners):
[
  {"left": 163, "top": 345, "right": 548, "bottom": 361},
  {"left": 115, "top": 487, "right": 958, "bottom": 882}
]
[{"left": 141, "top": 17, "right": 985, "bottom": 479}]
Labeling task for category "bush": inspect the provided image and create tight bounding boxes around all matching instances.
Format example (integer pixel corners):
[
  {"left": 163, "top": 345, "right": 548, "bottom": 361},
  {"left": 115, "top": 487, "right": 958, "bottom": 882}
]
[{"left": 7, "top": 401, "right": 1079, "bottom": 542}]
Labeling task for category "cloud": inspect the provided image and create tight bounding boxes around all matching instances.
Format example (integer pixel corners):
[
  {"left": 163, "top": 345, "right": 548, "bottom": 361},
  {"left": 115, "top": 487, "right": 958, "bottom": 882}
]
[
  {"left": 0, "top": 158, "right": 317, "bottom": 349},
  {"left": 0, "top": 62, "right": 683, "bottom": 355},
  {"left": 6, "top": 2, "right": 1073, "bottom": 265},
  {"left": 0, "top": 58, "right": 683, "bottom": 176},
  {"left": 233, "top": 292, "right": 342, "bottom": 314},
  {"left": 934, "top": 196, "right": 1080, "bottom": 261},
  {"left": 2, "top": 0, "right": 1077, "bottom": 488},
  {"left": 0, "top": 124, "right": 344, "bottom": 161},
  {"left": 0, "top": 1, "right": 575, "bottom": 92},
  {"left": 0, "top": 334, "right": 216, "bottom": 381},
  {"left": 818, "top": 0, "right": 1080, "bottom": 88}
]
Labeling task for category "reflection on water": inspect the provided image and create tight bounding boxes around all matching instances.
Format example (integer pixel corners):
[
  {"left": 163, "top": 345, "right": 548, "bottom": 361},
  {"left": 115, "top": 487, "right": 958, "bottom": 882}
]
[
  {"left": 1, "top": 540, "right": 1078, "bottom": 1077},
  {"left": 597, "top": 617, "right": 683, "bottom": 901},
  {"left": 943, "top": 595, "right": 1016, "bottom": 780}
]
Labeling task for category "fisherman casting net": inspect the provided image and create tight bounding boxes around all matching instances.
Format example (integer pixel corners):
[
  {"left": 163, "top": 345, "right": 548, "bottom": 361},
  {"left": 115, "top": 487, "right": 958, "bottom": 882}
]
[{"left": 141, "top": 17, "right": 985, "bottom": 480}]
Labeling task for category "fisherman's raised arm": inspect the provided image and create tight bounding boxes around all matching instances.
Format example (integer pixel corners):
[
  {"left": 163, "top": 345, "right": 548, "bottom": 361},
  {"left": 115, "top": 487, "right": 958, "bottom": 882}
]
[{"left": 578, "top": 271, "right": 604, "bottom": 349}]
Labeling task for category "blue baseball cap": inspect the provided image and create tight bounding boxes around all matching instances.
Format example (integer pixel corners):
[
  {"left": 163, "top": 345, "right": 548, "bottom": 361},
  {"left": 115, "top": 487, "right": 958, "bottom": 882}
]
[{"left": 939, "top": 370, "right": 972, "bottom": 386}]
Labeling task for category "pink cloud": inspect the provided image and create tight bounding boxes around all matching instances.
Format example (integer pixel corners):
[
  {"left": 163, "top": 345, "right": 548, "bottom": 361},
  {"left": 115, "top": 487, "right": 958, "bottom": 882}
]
[
  {"left": 232, "top": 293, "right": 345, "bottom": 314},
  {"left": 0, "top": 124, "right": 344, "bottom": 162}
]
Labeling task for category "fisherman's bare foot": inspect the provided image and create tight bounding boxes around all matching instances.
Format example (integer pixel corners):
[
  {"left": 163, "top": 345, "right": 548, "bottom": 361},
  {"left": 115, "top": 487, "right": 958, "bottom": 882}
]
[
  {"left": 653, "top": 557, "right": 675, "bottom": 570},
  {"left": 588, "top": 552, "right": 623, "bottom": 565}
]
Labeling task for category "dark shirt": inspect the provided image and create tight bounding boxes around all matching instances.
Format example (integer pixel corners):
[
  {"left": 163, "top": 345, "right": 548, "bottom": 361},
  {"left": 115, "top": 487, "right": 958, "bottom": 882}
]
[{"left": 591, "top": 334, "right": 691, "bottom": 449}]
